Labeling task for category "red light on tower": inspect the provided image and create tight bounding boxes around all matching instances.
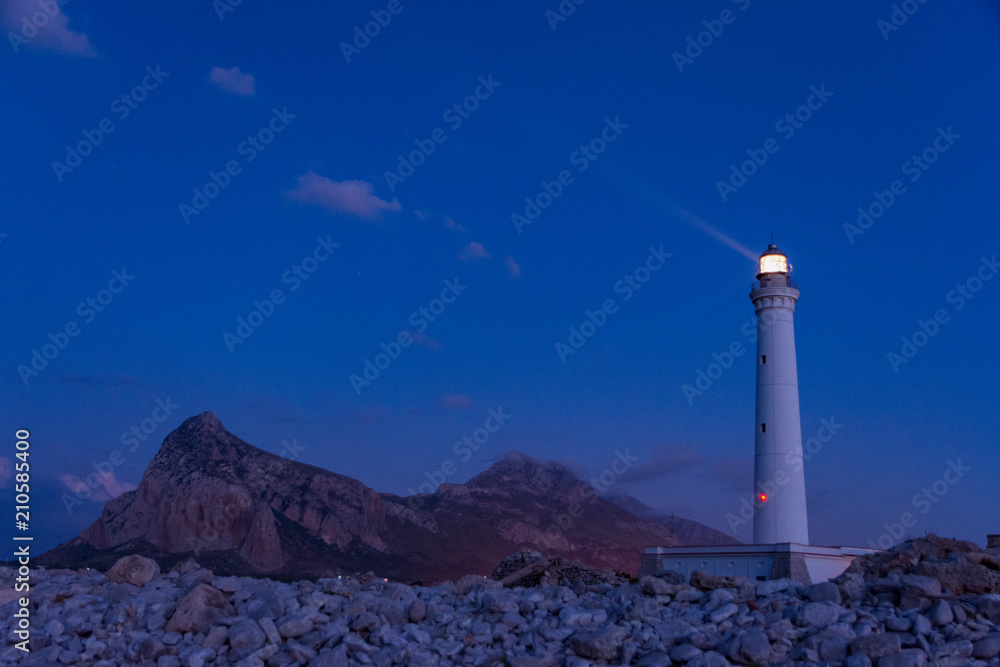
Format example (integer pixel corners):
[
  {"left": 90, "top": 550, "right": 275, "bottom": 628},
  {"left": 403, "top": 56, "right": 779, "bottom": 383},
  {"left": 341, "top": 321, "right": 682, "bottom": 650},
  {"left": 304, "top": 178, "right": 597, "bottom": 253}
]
[{"left": 759, "top": 492, "right": 767, "bottom": 503}]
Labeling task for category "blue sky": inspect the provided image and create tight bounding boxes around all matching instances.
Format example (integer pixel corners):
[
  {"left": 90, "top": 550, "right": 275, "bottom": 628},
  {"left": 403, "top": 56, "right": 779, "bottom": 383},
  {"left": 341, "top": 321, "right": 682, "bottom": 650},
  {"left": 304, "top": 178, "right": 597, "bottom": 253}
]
[{"left": 2, "top": 0, "right": 998, "bottom": 555}]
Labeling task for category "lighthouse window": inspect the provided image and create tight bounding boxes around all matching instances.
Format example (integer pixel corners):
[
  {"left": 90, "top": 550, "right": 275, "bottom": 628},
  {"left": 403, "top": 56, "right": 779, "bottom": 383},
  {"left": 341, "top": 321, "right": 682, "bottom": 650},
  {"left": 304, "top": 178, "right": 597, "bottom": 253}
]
[
  {"left": 761, "top": 423, "right": 766, "bottom": 433},
  {"left": 761, "top": 355, "right": 766, "bottom": 364}
]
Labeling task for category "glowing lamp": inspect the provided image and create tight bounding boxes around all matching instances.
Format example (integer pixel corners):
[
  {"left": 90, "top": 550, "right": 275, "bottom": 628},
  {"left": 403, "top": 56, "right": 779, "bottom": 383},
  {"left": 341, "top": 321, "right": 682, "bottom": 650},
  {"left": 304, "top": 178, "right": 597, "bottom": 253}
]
[
  {"left": 758, "top": 492, "right": 767, "bottom": 503},
  {"left": 757, "top": 244, "right": 789, "bottom": 277}
]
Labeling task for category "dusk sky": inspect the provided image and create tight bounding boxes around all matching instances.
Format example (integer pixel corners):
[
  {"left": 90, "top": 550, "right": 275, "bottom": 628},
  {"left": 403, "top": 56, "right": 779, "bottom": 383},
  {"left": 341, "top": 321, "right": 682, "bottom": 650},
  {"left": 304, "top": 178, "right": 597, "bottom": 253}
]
[{"left": 2, "top": 0, "right": 998, "bottom": 556}]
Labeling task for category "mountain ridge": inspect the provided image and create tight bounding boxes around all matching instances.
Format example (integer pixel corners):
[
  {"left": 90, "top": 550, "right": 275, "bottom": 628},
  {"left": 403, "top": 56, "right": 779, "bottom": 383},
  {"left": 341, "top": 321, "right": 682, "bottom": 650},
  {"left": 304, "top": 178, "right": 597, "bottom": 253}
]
[{"left": 39, "top": 412, "right": 737, "bottom": 582}]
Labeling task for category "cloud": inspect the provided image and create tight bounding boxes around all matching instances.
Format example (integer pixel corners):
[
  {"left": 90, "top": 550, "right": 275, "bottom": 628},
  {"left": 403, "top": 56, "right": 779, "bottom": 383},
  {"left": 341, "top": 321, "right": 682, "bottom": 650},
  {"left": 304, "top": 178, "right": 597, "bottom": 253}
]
[
  {"left": 445, "top": 217, "right": 466, "bottom": 233},
  {"left": 209, "top": 66, "right": 256, "bottom": 96},
  {"left": 615, "top": 445, "right": 704, "bottom": 484},
  {"left": 553, "top": 456, "right": 588, "bottom": 479},
  {"left": 458, "top": 242, "right": 491, "bottom": 261},
  {"left": 0, "top": 458, "right": 11, "bottom": 487},
  {"left": 60, "top": 470, "right": 136, "bottom": 502},
  {"left": 287, "top": 173, "right": 401, "bottom": 220},
  {"left": 408, "top": 331, "right": 442, "bottom": 351},
  {"left": 101, "top": 473, "right": 137, "bottom": 496},
  {"left": 2, "top": 0, "right": 96, "bottom": 56},
  {"left": 708, "top": 456, "right": 751, "bottom": 494},
  {"left": 505, "top": 256, "right": 521, "bottom": 278},
  {"left": 440, "top": 394, "right": 472, "bottom": 410}
]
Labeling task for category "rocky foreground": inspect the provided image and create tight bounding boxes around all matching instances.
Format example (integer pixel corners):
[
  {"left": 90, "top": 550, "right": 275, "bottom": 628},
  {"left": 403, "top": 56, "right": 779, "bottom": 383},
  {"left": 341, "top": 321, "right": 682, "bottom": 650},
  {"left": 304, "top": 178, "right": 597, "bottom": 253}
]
[{"left": 2, "top": 536, "right": 999, "bottom": 666}]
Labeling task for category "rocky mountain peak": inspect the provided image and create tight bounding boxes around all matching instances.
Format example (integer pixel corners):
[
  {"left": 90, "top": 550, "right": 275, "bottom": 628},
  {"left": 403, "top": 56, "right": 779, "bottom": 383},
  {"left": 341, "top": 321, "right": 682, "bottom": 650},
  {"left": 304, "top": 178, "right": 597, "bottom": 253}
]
[
  {"left": 465, "top": 452, "right": 583, "bottom": 497},
  {"left": 75, "top": 412, "right": 388, "bottom": 575},
  {"left": 155, "top": 411, "right": 249, "bottom": 458},
  {"left": 181, "top": 410, "right": 224, "bottom": 433}
]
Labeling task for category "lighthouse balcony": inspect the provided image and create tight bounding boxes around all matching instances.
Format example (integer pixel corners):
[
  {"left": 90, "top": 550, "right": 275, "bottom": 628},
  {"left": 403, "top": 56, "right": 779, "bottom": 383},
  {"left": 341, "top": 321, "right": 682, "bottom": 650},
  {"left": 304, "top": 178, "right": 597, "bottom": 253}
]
[{"left": 752, "top": 277, "right": 797, "bottom": 290}]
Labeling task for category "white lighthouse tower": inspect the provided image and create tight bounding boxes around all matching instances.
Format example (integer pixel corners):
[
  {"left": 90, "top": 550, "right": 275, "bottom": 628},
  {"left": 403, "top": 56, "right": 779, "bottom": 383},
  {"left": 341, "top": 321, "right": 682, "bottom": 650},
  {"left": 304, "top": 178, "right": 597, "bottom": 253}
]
[
  {"left": 750, "top": 244, "right": 809, "bottom": 545},
  {"left": 639, "top": 241, "right": 878, "bottom": 583}
]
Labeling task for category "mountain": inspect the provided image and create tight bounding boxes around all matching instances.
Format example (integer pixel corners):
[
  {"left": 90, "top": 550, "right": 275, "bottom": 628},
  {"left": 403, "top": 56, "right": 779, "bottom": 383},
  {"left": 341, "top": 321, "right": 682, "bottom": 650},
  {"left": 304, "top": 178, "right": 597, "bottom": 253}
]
[
  {"left": 39, "top": 412, "right": 732, "bottom": 582},
  {"left": 602, "top": 493, "right": 741, "bottom": 546}
]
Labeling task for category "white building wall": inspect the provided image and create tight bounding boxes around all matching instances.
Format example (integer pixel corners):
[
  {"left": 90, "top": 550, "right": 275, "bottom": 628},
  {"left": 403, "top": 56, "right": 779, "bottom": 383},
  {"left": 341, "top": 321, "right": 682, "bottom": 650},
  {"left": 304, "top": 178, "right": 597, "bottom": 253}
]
[
  {"left": 751, "top": 283, "right": 809, "bottom": 545},
  {"left": 653, "top": 554, "right": 775, "bottom": 580},
  {"left": 641, "top": 544, "right": 877, "bottom": 584}
]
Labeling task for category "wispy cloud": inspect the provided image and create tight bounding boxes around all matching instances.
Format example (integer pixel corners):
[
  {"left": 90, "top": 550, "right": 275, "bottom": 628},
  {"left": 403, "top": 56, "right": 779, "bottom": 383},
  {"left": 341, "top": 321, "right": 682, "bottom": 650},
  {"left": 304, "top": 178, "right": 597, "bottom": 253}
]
[
  {"left": 505, "top": 256, "right": 521, "bottom": 278},
  {"left": 409, "top": 331, "right": 441, "bottom": 351},
  {"left": 209, "top": 66, "right": 256, "bottom": 96},
  {"left": 445, "top": 217, "right": 466, "bottom": 233},
  {"left": 708, "top": 456, "right": 751, "bottom": 495},
  {"left": 60, "top": 471, "right": 136, "bottom": 502},
  {"left": 287, "top": 173, "right": 401, "bottom": 220},
  {"left": 440, "top": 394, "right": 472, "bottom": 410},
  {"left": 458, "top": 241, "right": 490, "bottom": 261},
  {"left": 616, "top": 445, "right": 703, "bottom": 484},
  {"left": 2, "top": 0, "right": 95, "bottom": 56}
]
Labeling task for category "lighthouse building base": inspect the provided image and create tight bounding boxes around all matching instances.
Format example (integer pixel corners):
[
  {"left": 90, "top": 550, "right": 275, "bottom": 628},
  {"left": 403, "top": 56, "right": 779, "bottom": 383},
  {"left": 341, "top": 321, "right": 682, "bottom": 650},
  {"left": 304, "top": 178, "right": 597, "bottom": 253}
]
[{"left": 639, "top": 543, "right": 879, "bottom": 585}]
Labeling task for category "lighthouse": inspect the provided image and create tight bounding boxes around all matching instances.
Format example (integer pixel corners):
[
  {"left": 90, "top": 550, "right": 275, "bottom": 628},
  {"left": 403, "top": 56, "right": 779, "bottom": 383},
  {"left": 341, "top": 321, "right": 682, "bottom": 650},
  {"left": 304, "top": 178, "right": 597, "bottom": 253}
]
[
  {"left": 750, "top": 244, "right": 809, "bottom": 545},
  {"left": 639, "top": 241, "right": 878, "bottom": 583}
]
